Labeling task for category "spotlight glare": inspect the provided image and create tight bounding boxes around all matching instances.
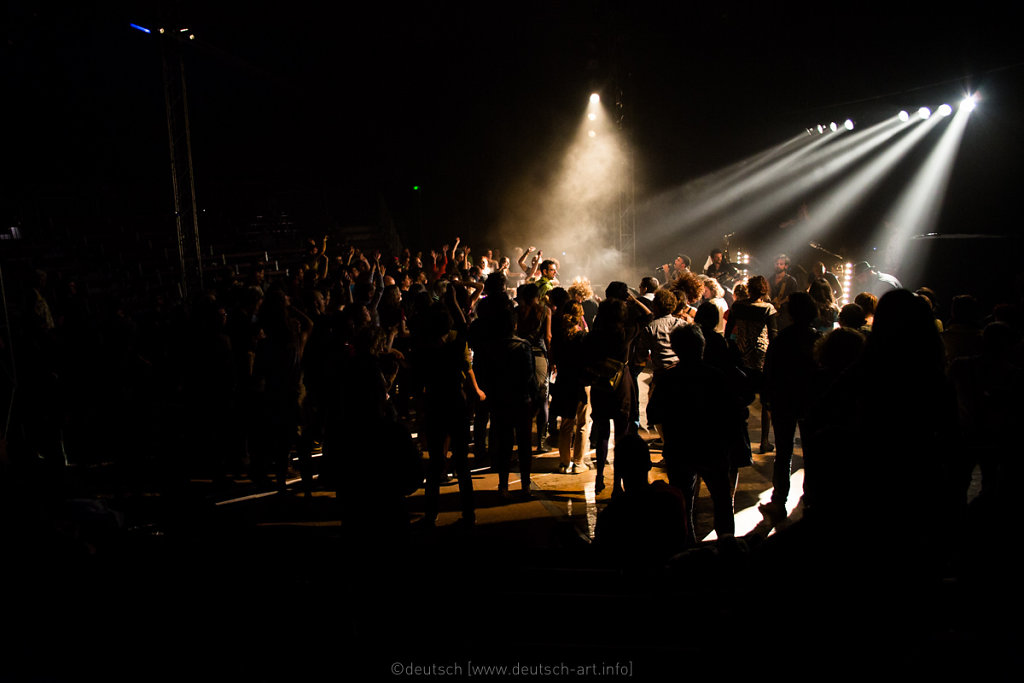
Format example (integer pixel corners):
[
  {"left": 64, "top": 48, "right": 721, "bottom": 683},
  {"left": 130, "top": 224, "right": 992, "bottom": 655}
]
[
  {"left": 844, "top": 119, "right": 855, "bottom": 131},
  {"left": 817, "top": 124, "right": 825, "bottom": 134},
  {"left": 918, "top": 107, "right": 931, "bottom": 120},
  {"left": 960, "top": 94, "right": 977, "bottom": 112},
  {"left": 830, "top": 122, "right": 838, "bottom": 132},
  {"left": 937, "top": 104, "right": 952, "bottom": 117},
  {"left": 588, "top": 130, "right": 596, "bottom": 138},
  {"left": 588, "top": 112, "right": 596, "bottom": 121},
  {"left": 589, "top": 93, "right": 600, "bottom": 105},
  {"left": 898, "top": 110, "right": 910, "bottom": 122}
]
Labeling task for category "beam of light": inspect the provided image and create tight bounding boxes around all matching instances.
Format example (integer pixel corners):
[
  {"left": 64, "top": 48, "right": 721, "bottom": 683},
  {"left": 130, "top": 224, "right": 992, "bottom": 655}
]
[
  {"left": 638, "top": 131, "right": 840, "bottom": 245},
  {"left": 758, "top": 113, "right": 942, "bottom": 262},
  {"left": 495, "top": 93, "right": 630, "bottom": 284},
  {"left": 637, "top": 118, "right": 902, "bottom": 261},
  {"left": 876, "top": 100, "right": 973, "bottom": 286},
  {"left": 589, "top": 93, "right": 600, "bottom": 105},
  {"left": 675, "top": 116, "right": 907, "bottom": 248},
  {"left": 130, "top": 23, "right": 151, "bottom": 33},
  {"left": 961, "top": 94, "right": 977, "bottom": 112}
]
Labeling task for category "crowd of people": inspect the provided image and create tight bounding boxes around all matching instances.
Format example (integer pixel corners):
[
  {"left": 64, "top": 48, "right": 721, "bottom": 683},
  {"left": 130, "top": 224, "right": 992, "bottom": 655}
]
[{"left": 5, "top": 235, "right": 1023, "bottom": 572}]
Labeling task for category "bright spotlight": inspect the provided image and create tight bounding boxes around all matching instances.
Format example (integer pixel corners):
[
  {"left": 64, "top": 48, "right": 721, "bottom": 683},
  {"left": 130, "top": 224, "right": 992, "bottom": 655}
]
[
  {"left": 830, "top": 122, "right": 838, "bottom": 132},
  {"left": 588, "top": 112, "right": 597, "bottom": 121},
  {"left": 960, "top": 94, "right": 977, "bottom": 112},
  {"left": 898, "top": 110, "right": 910, "bottom": 122},
  {"left": 589, "top": 93, "right": 600, "bottom": 105},
  {"left": 817, "top": 124, "right": 825, "bottom": 134},
  {"left": 918, "top": 107, "right": 931, "bottom": 120},
  {"left": 937, "top": 104, "right": 953, "bottom": 117},
  {"left": 844, "top": 119, "right": 855, "bottom": 131}
]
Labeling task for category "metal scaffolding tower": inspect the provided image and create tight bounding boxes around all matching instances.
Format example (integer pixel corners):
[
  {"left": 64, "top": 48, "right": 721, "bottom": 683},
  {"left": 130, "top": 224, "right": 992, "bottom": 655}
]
[
  {"left": 615, "top": 88, "right": 636, "bottom": 271},
  {"left": 159, "top": 27, "right": 203, "bottom": 299}
]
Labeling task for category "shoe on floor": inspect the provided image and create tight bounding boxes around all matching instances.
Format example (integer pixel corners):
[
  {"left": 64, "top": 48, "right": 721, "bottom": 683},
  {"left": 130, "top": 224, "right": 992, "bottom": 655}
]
[
  {"left": 570, "top": 461, "right": 589, "bottom": 474},
  {"left": 759, "top": 443, "right": 775, "bottom": 454},
  {"left": 558, "top": 463, "right": 570, "bottom": 474}
]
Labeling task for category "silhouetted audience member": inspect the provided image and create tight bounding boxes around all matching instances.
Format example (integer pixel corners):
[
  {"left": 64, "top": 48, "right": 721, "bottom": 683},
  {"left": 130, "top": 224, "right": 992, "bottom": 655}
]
[
  {"left": 802, "top": 289, "right": 958, "bottom": 571},
  {"left": 250, "top": 287, "right": 311, "bottom": 489},
  {"left": 585, "top": 296, "right": 636, "bottom": 495},
  {"left": 724, "top": 274, "right": 778, "bottom": 454},
  {"left": 949, "top": 322, "right": 1023, "bottom": 517},
  {"left": 940, "top": 294, "right": 983, "bottom": 370},
  {"left": 412, "top": 300, "right": 482, "bottom": 526},
  {"left": 760, "top": 292, "right": 821, "bottom": 526},
  {"left": 648, "top": 325, "right": 736, "bottom": 542},
  {"left": 696, "top": 301, "right": 755, "bottom": 510},
  {"left": 549, "top": 301, "right": 589, "bottom": 473},
  {"left": 471, "top": 295, "right": 537, "bottom": 499}
]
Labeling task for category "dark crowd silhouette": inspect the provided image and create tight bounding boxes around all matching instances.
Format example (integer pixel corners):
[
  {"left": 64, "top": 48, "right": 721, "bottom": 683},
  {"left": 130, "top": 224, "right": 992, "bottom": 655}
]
[{"left": 3, "top": 231, "right": 1023, "bottom": 676}]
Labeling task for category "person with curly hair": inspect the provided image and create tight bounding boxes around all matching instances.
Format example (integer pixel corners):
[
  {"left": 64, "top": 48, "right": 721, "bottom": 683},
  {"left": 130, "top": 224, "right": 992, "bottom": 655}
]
[{"left": 724, "top": 274, "right": 778, "bottom": 453}]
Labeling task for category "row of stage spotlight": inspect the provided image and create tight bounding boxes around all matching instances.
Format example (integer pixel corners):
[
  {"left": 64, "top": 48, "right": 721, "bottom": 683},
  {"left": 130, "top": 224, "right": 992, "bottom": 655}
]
[{"left": 807, "top": 94, "right": 978, "bottom": 135}]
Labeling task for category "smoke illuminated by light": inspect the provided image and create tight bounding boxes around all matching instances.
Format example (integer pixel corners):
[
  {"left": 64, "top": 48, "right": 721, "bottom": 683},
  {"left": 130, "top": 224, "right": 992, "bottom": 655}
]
[
  {"left": 495, "top": 93, "right": 629, "bottom": 284},
  {"left": 878, "top": 97, "right": 974, "bottom": 286}
]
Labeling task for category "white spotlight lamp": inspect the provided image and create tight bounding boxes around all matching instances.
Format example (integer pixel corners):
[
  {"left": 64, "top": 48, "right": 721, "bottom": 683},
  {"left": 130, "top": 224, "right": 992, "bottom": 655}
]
[
  {"left": 589, "top": 93, "right": 600, "bottom": 105},
  {"left": 898, "top": 110, "right": 910, "bottom": 122},
  {"left": 918, "top": 107, "right": 932, "bottom": 120},
  {"left": 960, "top": 95, "right": 977, "bottom": 112},
  {"left": 937, "top": 104, "right": 953, "bottom": 117},
  {"left": 829, "top": 122, "right": 838, "bottom": 132},
  {"left": 844, "top": 119, "right": 855, "bottom": 131}
]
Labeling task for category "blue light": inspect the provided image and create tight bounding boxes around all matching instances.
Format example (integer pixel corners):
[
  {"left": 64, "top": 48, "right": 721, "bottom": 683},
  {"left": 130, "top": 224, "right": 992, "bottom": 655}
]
[{"left": 130, "top": 23, "right": 151, "bottom": 34}]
